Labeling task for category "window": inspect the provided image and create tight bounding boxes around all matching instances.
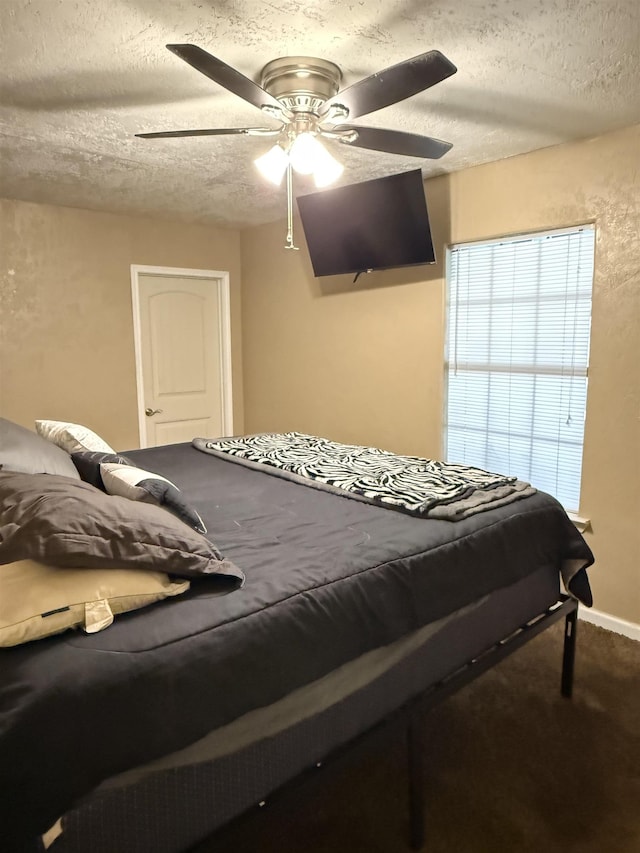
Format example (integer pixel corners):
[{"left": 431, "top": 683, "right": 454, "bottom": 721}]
[{"left": 444, "top": 225, "right": 595, "bottom": 512}]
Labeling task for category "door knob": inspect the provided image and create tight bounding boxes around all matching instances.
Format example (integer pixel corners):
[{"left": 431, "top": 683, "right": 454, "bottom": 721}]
[{"left": 145, "top": 407, "right": 163, "bottom": 417}]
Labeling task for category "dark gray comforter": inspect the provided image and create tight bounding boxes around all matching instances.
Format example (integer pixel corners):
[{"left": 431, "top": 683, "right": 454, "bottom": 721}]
[{"left": 0, "top": 442, "right": 593, "bottom": 849}]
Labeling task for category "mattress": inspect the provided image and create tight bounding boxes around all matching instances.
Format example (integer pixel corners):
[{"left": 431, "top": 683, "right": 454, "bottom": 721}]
[
  {"left": 52, "top": 563, "right": 560, "bottom": 853},
  {"left": 0, "top": 442, "right": 592, "bottom": 848}
]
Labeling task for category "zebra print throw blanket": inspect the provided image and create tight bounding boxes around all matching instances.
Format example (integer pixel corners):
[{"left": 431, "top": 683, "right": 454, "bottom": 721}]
[{"left": 193, "top": 433, "right": 536, "bottom": 520}]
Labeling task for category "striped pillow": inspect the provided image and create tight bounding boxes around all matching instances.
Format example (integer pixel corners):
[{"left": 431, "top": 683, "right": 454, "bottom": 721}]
[{"left": 100, "top": 463, "right": 207, "bottom": 534}]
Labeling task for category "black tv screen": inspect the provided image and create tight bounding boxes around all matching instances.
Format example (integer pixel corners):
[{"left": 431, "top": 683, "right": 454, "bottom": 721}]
[{"left": 296, "top": 168, "right": 435, "bottom": 277}]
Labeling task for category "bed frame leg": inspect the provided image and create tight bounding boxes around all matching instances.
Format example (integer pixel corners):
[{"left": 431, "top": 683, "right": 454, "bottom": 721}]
[
  {"left": 407, "top": 713, "right": 425, "bottom": 850},
  {"left": 561, "top": 604, "right": 578, "bottom": 699}
]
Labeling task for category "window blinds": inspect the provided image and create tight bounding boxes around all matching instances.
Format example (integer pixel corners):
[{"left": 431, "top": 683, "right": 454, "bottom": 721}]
[{"left": 444, "top": 225, "right": 595, "bottom": 511}]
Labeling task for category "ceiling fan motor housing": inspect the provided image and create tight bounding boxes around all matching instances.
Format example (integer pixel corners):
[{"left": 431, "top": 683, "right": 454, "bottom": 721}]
[{"left": 260, "top": 57, "right": 342, "bottom": 115}]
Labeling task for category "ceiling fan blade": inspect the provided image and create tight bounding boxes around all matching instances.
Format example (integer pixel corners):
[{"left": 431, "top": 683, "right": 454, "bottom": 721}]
[
  {"left": 136, "top": 127, "right": 276, "bottom": 139},
  {"left": 166, "top": 44, "right": 283, "bottom": 112},
  {"left": 334, "top": 125, "right": 452, "bottom": 159},
  {"left": 321, "top": 50, "right": 456, "bottom": 121}
]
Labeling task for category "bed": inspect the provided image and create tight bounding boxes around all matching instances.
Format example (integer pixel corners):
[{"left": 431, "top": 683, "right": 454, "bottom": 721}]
[{"left": 0, "top": 425, "right": 594, "bottom": 853}]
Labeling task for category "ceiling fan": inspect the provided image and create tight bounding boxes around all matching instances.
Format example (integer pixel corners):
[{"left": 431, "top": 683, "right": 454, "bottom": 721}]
[{"left": 136, "top": 44, "right": 457, "bottom": 247}]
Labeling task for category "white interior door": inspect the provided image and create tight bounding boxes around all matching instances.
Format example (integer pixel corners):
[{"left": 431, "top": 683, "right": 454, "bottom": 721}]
[{"left": 131, "top": 267, "right": 233, "bottom": 447}]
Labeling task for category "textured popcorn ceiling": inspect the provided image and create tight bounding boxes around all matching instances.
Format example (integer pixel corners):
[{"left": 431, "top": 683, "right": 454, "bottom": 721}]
[{"left": 1, "top": 0, "right": 639, "bottom": 229}]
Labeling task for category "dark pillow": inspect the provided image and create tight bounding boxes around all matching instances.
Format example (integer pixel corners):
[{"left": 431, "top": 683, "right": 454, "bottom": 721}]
[
  {"left": 72, "top": 450, "right": 133, "bottom": 490},
  {"left": 0, "top": 471, "right": 244, "bottom": 585},
  {"left": 0, "top": 417, "right": 80, "bottom": 479},
  {"left": 99, "top": 463, "right": 207, "bottom": 534}
]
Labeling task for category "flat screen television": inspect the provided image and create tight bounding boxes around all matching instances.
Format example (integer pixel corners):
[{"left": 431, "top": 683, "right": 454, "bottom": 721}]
[{"left": 296, "top": 168, "right": 435, "bottom": 278}]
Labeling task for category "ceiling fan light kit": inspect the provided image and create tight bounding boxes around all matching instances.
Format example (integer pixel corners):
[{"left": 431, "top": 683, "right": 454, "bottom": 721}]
[
  {"left": 254, "top": 143, "right": 289, "bottom": 185},
  {"left": 136, "top": 44, "right": 457, "bottom": 248},
  {"left": 304, "top": 139, "right": 345, "bottom": 187},
  {"left": 256, "top": 134, "right": 344, "bottom": 187}
]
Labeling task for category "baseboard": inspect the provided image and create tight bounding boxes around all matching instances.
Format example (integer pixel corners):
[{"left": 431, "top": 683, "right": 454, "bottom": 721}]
[{"left": 578, "top": 606, "right": 640, "bottom": 641}]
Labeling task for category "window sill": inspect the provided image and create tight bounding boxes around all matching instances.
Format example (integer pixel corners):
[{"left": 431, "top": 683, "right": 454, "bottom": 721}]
[{"left": 567, "top": 511, "right": 591, "bottom": 534}]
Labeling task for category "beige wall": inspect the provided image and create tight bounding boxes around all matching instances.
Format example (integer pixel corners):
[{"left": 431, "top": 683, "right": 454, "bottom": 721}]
[
  {"left": 0, "top": 201, "right": 244, "bottom": 450},
  {"left": 240, "top": 124, "right": 640, "bottom": 625},
  {"left": 1, "top": 128, "right": 637, "bottom": 624}
]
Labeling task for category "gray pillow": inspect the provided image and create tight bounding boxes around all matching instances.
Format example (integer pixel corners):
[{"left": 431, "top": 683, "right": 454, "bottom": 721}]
[
  {"left": 0, "top": 471, "right": 244, "bottom": 585},
  {"left": 0, "top": 418, "right": 80, "bottom": 479}
]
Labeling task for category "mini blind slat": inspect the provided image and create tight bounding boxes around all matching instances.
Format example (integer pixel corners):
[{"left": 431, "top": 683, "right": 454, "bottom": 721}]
[{"left": 444, "top": 225, "right": 595, "bottom": 511}]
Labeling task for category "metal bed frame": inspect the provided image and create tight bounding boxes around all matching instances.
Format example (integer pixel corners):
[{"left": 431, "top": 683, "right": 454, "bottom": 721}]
[{"left": 191, "top": 596, "right": 578, "bottom": 852}]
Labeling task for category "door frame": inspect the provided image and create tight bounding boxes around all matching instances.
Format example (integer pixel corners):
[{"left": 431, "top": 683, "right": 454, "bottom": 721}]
[{"left": 130, "top": 264, "right": 234, "bottom": 448}]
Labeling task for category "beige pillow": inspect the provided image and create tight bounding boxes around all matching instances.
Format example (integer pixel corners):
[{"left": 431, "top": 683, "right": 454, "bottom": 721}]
[
  {"left": 0, "top": 560, "right": 190, "bottom": 647},
  {"left": 35, "top": 419, "right": 115, "bottom": 454}
]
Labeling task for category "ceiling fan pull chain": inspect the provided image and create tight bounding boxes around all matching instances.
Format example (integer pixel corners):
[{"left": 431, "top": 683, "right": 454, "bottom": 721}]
[{"left": 284, "top": 163, "right": 299, "bottom": 251}]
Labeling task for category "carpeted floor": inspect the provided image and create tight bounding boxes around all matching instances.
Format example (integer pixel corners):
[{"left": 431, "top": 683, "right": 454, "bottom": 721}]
[{"left": 197, "top": 620, "right": 639, "bottom": 853}]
